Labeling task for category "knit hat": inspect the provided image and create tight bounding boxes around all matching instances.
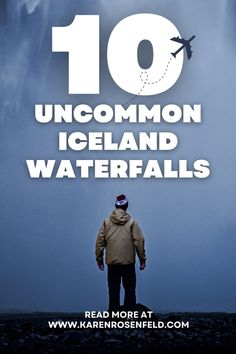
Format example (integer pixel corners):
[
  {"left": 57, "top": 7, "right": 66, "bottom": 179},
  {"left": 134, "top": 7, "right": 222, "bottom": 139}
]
[{"left": 115, "top": 194, "right": 128, "bottom": 207}]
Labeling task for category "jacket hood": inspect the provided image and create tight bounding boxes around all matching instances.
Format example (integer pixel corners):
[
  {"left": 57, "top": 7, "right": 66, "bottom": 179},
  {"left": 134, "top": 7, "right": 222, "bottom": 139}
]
[{"left": 110, "top": 208, "right": 130, "bottom": 225}]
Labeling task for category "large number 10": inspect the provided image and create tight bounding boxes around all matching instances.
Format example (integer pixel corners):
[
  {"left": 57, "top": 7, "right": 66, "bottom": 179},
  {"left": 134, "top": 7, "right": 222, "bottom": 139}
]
[{"left": 52, "top": 14, "right": 183, "bottom": 95}]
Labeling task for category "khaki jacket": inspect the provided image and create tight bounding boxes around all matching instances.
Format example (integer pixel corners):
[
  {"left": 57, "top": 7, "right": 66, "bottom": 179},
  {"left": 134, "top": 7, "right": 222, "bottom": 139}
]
[{"left": 95, "top": 209, "right": 146, "bottom": 265}]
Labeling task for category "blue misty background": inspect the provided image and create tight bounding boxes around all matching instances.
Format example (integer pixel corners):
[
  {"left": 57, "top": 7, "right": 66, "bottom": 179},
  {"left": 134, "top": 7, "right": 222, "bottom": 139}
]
[{"left": 0, "top": 0, "right": 236, "bottom": 312}]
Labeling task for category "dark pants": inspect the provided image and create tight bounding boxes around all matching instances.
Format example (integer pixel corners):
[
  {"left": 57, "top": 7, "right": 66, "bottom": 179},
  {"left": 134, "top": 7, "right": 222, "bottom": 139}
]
[{"left": 107, "top": 264, "right": 136, "bottom": 311}]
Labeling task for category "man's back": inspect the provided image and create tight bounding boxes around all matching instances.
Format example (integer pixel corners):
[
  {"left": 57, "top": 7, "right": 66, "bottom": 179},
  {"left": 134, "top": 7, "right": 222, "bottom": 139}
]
[{"left": 96, "top": 208, "right": 146, "bottom": 266}]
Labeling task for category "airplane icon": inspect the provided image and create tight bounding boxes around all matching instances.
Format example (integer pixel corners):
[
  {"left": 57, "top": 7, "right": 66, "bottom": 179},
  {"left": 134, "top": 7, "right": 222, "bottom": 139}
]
[{"left": 171, "top": 35, "right": 196, "bottom": 60}]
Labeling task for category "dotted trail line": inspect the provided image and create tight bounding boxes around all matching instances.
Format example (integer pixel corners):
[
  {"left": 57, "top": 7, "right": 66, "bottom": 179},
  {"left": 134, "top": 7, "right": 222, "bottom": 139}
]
[{"left": 123, "top": 56, "right": 173, "bottom": 107}]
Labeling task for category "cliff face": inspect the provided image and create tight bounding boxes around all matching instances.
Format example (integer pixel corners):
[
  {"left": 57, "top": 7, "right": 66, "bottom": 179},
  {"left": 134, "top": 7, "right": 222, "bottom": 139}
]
[{"left": 0, "top": 312, "right": 236, "bottom": 353}]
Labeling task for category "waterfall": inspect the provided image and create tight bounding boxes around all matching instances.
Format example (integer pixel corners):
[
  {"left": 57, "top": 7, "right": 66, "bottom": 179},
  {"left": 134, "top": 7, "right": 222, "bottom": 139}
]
[{"left": 20, "top": 0, "right": 42, "bottom": 14}]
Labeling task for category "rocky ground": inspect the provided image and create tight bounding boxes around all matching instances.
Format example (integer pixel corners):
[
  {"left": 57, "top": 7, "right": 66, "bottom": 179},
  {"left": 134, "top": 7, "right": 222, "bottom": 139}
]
[{"left": 0, "top": 312, "right": 235, "bottom": 353}]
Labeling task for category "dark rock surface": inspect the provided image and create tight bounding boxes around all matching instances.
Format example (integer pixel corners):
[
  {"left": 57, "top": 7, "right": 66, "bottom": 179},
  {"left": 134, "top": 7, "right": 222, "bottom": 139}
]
[{"left": 0, "top": 312, "right": 235, "bottom": 353}]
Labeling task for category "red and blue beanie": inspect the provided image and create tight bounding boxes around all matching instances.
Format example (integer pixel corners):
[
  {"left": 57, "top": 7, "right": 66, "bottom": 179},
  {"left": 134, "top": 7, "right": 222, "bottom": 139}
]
[{"left": 115, "top": 194, "right": 128, "bottom": 207}]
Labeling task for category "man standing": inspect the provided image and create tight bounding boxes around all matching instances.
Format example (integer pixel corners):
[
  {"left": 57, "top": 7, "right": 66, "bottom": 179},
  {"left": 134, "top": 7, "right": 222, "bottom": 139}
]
[{"left": 95, "top": 194, "right": 146, "bottom": 311}]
